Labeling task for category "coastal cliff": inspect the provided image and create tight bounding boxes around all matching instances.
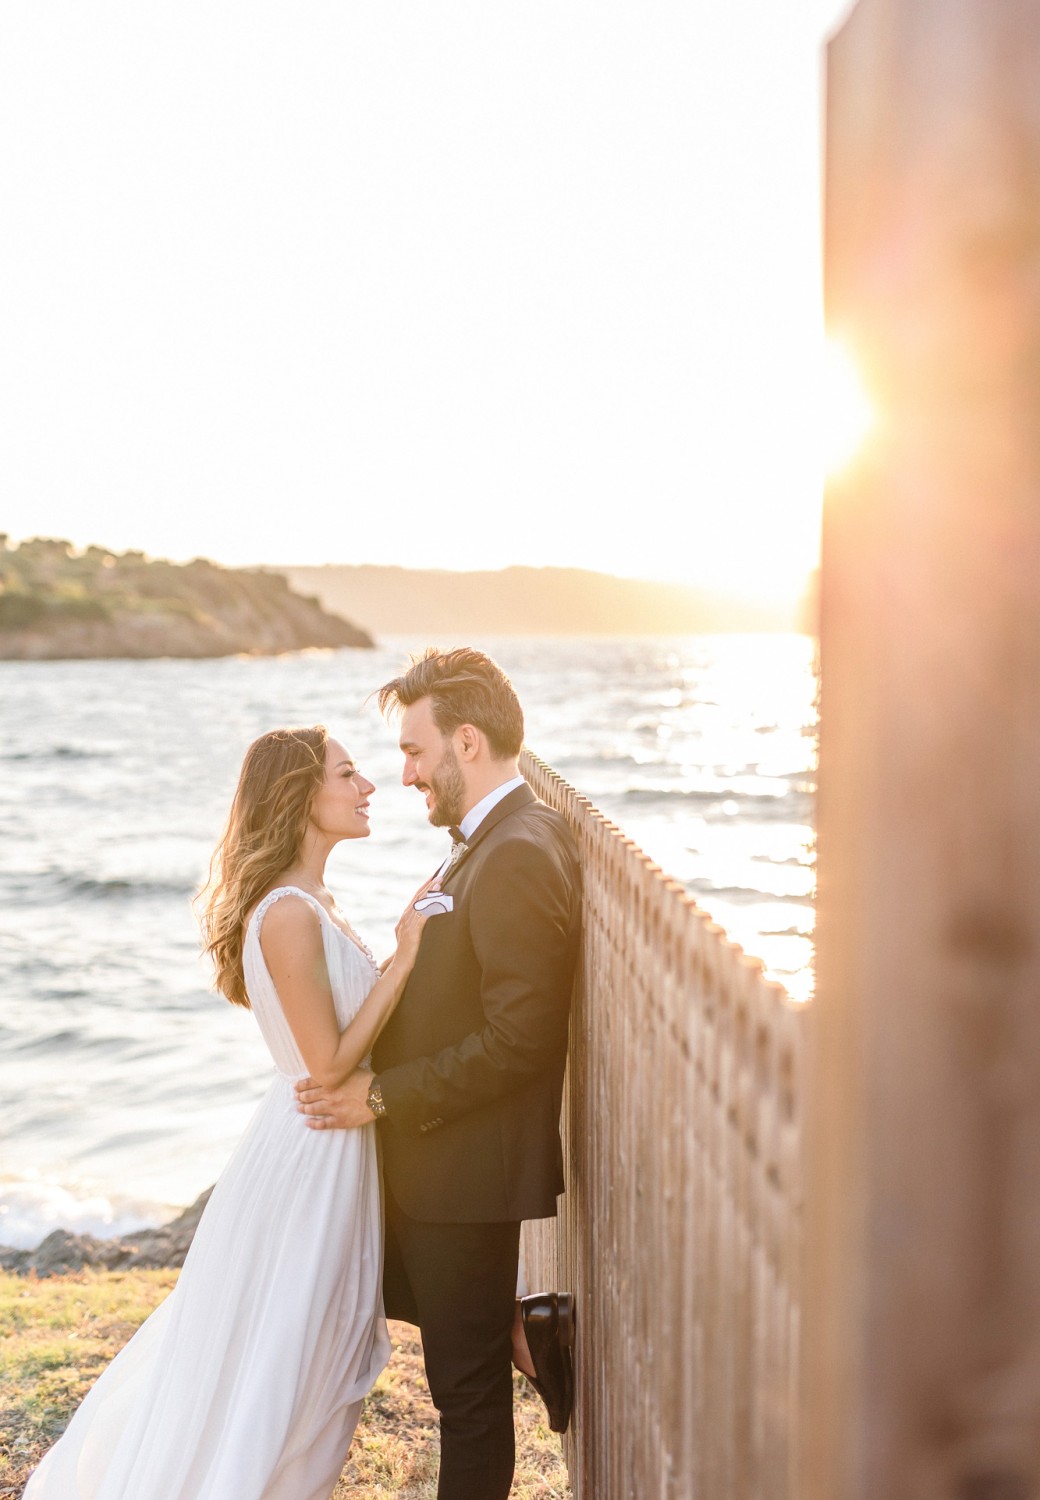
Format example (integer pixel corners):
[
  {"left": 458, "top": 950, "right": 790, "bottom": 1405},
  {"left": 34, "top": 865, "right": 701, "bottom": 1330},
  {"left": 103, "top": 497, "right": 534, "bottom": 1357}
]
[
  {"left": 281, "top": 562, "right": 812, "bottom": 635},
  {"left": 0, "top": 536, "right": 374, "bottom": 659}
]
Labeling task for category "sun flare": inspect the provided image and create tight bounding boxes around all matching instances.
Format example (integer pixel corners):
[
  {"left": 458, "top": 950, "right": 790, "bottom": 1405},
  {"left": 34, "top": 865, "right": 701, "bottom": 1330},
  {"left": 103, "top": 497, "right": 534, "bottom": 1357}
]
[{"left": 821, "top": 337, "right": 875, "bottom": 475}]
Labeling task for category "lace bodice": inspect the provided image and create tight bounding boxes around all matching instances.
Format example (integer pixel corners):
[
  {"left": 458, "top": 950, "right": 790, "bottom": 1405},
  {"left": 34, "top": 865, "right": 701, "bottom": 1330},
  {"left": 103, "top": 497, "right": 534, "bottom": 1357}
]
[{"left": 243, "top": 886, "right": 380, "bottom": 1077}]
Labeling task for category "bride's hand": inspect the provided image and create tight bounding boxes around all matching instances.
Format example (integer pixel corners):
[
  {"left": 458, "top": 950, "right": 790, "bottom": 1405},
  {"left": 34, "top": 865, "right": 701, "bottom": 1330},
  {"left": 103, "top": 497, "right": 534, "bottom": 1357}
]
[{"left": 391, "top": 898, "right": 432, "bottom": 970}]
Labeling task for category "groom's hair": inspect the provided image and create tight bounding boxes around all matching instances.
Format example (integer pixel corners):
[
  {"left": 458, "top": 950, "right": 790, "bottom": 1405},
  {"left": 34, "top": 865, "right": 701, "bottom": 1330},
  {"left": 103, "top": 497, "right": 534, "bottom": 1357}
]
[{"left": 377, "top": 646, "right": 524, "bottom": 760}]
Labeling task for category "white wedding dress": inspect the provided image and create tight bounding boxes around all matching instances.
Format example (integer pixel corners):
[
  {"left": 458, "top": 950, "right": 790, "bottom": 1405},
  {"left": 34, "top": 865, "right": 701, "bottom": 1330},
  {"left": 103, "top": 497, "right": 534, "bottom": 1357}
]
[{"left": 25, "top": 887, "right": 390, "bottom": 1500}]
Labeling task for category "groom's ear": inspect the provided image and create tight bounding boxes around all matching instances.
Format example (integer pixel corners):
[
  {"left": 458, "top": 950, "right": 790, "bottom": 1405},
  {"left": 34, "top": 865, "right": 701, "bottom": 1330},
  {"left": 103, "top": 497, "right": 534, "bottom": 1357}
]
[{"left": 454, "top": 722, "right": 483, "bottom": 762}]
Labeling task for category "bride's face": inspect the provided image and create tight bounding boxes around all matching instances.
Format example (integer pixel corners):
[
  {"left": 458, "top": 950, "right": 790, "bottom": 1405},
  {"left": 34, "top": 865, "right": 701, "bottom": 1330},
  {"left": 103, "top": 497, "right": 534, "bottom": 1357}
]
[{"left": 307, "top": 738, "right": 375, "bottom": 841}]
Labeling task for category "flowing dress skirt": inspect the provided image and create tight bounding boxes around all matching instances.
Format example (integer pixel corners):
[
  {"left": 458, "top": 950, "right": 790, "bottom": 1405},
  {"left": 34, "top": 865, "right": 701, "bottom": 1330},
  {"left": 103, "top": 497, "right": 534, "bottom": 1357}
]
[{"left": 26, "top": 887, "right": 390, "bottom": 1500}]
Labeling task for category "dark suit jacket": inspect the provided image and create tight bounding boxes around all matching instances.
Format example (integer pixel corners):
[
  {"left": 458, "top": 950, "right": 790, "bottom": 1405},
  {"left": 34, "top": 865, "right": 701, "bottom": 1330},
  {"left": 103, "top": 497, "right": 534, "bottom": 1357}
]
[{"left": 373, "top": 782, "right": 581, "bottom": 1224}]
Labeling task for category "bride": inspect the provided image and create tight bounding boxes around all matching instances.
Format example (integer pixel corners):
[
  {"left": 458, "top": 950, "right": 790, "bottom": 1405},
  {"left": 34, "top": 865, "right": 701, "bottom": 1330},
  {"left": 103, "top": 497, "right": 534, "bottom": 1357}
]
[{"left": 25, "top": 724, "right": 432, "bottom": 1500}]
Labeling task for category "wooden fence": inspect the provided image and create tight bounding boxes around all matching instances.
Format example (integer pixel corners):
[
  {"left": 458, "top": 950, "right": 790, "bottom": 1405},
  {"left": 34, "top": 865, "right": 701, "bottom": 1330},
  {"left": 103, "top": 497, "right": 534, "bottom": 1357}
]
[{"left": 520, "top": 750, "right": 806, "bottom": 1500}]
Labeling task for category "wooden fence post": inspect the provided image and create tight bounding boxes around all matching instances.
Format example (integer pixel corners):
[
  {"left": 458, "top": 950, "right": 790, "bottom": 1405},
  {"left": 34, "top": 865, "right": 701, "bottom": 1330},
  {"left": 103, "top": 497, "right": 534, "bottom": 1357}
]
[{"left": 805, "top": 2, "right": 1040, "bottom": 1496}]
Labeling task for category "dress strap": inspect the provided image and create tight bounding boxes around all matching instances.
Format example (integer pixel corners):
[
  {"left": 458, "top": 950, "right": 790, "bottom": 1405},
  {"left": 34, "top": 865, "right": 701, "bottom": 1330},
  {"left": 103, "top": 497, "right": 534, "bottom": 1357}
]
[{"left": 252, "top": 886, "right": 326, "bottom": 935}]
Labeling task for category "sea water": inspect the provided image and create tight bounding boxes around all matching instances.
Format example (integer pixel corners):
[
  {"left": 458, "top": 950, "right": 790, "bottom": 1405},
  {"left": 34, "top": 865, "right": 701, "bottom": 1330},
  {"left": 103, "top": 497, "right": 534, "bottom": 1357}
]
[{"left": 0, "top": 635, "right": 816, "bottom": 1248}]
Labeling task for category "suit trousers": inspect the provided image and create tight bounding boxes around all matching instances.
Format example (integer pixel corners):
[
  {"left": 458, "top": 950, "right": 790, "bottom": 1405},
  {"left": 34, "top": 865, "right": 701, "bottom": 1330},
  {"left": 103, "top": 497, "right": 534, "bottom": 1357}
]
[{"left": 382, "top": 1186, "right": 522, "bottom": 1500}]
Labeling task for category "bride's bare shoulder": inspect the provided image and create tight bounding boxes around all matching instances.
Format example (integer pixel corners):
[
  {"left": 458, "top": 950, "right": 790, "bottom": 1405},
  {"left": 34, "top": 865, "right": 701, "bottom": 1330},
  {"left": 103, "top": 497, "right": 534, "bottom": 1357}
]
[{"left": 246, "top": 887, "right": 322, "bottom": 941}]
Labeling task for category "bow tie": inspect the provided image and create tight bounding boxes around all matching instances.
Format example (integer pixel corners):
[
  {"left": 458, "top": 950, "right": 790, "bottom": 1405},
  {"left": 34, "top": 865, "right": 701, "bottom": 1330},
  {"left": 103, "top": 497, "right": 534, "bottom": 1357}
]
[
  {"left": 448, "top": 826, "right": 466, "bottom": 846},
  {"left": 445, "top": 827, "right": 467, "bottom": 867}
]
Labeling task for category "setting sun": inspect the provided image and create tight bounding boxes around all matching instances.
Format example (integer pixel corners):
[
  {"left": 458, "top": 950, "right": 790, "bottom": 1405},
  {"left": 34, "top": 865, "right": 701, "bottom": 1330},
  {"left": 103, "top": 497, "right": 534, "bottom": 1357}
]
[{"left": 821, "top": 337, "right": 875, "bottom": 475}]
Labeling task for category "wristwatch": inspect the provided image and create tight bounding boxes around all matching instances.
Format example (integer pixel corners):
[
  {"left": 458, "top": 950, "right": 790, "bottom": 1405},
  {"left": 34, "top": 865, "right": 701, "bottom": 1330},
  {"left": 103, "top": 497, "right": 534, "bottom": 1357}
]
[{"left": 366, "top": 1078, "right": 387, "bottom": 1120}]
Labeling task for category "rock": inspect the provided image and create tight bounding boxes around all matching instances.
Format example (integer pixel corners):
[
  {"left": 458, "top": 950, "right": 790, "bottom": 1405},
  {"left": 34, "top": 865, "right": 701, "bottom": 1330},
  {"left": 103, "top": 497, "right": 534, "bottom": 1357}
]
[
  {"left": 0, "top": 1188, "right": 214, "bottom": 1277},
  {"left": 114, "top": 1188, "right": 214, "bottom": 1269}
]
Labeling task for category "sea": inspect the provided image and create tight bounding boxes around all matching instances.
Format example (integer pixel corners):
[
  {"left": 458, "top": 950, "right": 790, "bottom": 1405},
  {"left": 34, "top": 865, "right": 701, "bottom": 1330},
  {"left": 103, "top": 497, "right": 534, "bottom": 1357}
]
[{"left": 0, "top": 634, "right": 816, "bottom": 1251}]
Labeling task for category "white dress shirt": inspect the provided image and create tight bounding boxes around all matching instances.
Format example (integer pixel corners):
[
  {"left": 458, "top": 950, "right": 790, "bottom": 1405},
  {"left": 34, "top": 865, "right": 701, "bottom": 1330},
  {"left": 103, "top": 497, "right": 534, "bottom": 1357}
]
[{"left": 458, "top": 774, "right": 526, "bottom": 841}]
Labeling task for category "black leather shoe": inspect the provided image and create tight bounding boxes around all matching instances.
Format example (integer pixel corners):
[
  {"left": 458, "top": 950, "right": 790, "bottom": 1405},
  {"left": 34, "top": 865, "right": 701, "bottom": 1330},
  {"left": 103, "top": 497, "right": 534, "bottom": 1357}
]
[{"left": 519, "top": 1291, "right": 575, "bottom": 1434}]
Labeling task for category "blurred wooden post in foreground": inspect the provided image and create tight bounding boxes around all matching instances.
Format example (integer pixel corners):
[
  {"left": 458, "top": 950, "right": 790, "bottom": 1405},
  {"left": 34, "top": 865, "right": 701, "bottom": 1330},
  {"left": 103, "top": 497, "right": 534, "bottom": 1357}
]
[{"left": 806, "top": 2, "right": 1040, "bottom": 1496}]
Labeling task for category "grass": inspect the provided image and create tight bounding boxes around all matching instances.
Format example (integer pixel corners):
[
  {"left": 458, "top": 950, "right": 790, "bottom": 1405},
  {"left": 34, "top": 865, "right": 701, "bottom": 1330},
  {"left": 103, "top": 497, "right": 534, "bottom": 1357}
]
[{"left": 0, "top": 1270, "right": 570, "bottom": 1499}]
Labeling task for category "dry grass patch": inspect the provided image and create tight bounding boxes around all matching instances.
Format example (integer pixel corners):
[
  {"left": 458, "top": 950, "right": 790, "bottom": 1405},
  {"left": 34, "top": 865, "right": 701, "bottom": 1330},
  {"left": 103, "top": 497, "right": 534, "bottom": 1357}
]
[
  {"left": 0, "top": 1272, "right": 570, "bottom": 1499},
  {"left": 336, "top": 1321, "right": 570, "bottom": 1498},
  {"left": 0, "top": 1268, "right": 178, "bottom": 1498}
]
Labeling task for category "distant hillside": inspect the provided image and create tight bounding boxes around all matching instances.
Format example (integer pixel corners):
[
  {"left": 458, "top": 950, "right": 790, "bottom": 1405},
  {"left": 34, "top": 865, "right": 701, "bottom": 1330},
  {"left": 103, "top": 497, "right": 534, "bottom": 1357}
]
[
  {"left": 0, "top": 537, "right": 374, "bottom": 660},
  {"left": 279, "top": 564, "right": 805, "bottom": 637}
]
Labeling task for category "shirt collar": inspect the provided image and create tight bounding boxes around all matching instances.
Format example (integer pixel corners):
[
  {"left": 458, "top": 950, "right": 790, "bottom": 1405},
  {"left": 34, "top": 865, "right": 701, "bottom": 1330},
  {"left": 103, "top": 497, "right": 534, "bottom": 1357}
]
[{"left": 458, "top": 774, "right": 526, "bottom": 842}]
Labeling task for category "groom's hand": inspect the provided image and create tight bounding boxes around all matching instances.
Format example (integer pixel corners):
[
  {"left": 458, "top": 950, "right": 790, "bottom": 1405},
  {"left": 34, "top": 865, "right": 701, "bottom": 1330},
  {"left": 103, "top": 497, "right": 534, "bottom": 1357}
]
[{"left": 295, "top": 1070, "right": 374, "bottom": 1130}]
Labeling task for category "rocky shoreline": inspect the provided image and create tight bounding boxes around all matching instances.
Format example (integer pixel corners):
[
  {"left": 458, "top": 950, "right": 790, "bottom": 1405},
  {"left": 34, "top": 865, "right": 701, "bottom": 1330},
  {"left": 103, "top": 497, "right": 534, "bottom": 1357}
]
[
  {"left": 0, "top": 537, "right": 375, "bottom": 659},
  {"left": 0, "top": 1188, "right": 212, "bottom": 1278}
]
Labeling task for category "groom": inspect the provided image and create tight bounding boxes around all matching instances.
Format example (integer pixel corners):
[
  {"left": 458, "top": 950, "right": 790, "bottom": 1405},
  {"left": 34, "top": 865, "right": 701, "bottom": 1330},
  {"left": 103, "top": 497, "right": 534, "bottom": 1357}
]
[{"left": 295, "top": 646, "right": 581, "bottom": 1500}]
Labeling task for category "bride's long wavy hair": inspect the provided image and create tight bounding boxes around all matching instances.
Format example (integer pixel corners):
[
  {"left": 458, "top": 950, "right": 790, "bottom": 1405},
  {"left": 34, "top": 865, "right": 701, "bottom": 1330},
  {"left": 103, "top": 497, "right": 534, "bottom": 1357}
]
[{"left": 197, "top": 725, "right": 329, "bottom": 1008}]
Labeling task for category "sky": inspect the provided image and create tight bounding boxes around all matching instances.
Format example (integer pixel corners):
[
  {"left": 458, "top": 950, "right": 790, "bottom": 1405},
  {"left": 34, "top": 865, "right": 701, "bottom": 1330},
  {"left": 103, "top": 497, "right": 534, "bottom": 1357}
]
[{"left": 1, "top": 1, "right": 856, "bottom": 603}]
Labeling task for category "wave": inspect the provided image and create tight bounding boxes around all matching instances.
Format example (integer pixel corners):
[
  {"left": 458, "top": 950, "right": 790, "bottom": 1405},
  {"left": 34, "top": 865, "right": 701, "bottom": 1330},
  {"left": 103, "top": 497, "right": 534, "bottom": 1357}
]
[
  {"left": 1, "top": 745, "right": 115, "bottom": 762},
  {"left": 13, "top": 1026, "right": 89, "bottom": 1053},
  {"left": 0, "top": 871, "right": 197, "bottom": 910},
  {"left": 11, "top": 1026, "right": 136, "bottom": 1056},
  {"left": 53, "top": 744, "right": 114, "bottom": 759},
  {"left": 619, "top": 785, "right": 813, "bottom": 812},
  {"left": 0, "top": 1175, "right": 178, "bottom": 1252},
  {"left": 53, "top": 873, "right": 196, "bottom": 901},
  {"left": 689, "top": 882, "right": 814, "bottom": 908}
]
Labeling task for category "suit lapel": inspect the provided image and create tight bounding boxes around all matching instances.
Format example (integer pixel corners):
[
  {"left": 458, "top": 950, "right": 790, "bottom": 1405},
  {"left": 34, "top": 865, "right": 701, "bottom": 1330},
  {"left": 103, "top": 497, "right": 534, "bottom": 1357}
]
[{"left": 439, "top": 782, "right": 537, "bottom": 888}]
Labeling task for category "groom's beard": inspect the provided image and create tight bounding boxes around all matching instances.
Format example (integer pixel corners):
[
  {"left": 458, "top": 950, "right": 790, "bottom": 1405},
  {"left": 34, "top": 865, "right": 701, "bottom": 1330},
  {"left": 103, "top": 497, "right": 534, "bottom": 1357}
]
[{"left": 426, "top": 746, "right": 467, "bottom": 829}]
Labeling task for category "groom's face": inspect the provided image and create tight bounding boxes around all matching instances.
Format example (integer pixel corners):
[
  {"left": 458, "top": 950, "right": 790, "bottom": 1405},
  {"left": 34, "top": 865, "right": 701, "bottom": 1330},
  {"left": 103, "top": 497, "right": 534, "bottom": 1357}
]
[{"left": 399, "top": 696, "right": 468, "bottom": 828}]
